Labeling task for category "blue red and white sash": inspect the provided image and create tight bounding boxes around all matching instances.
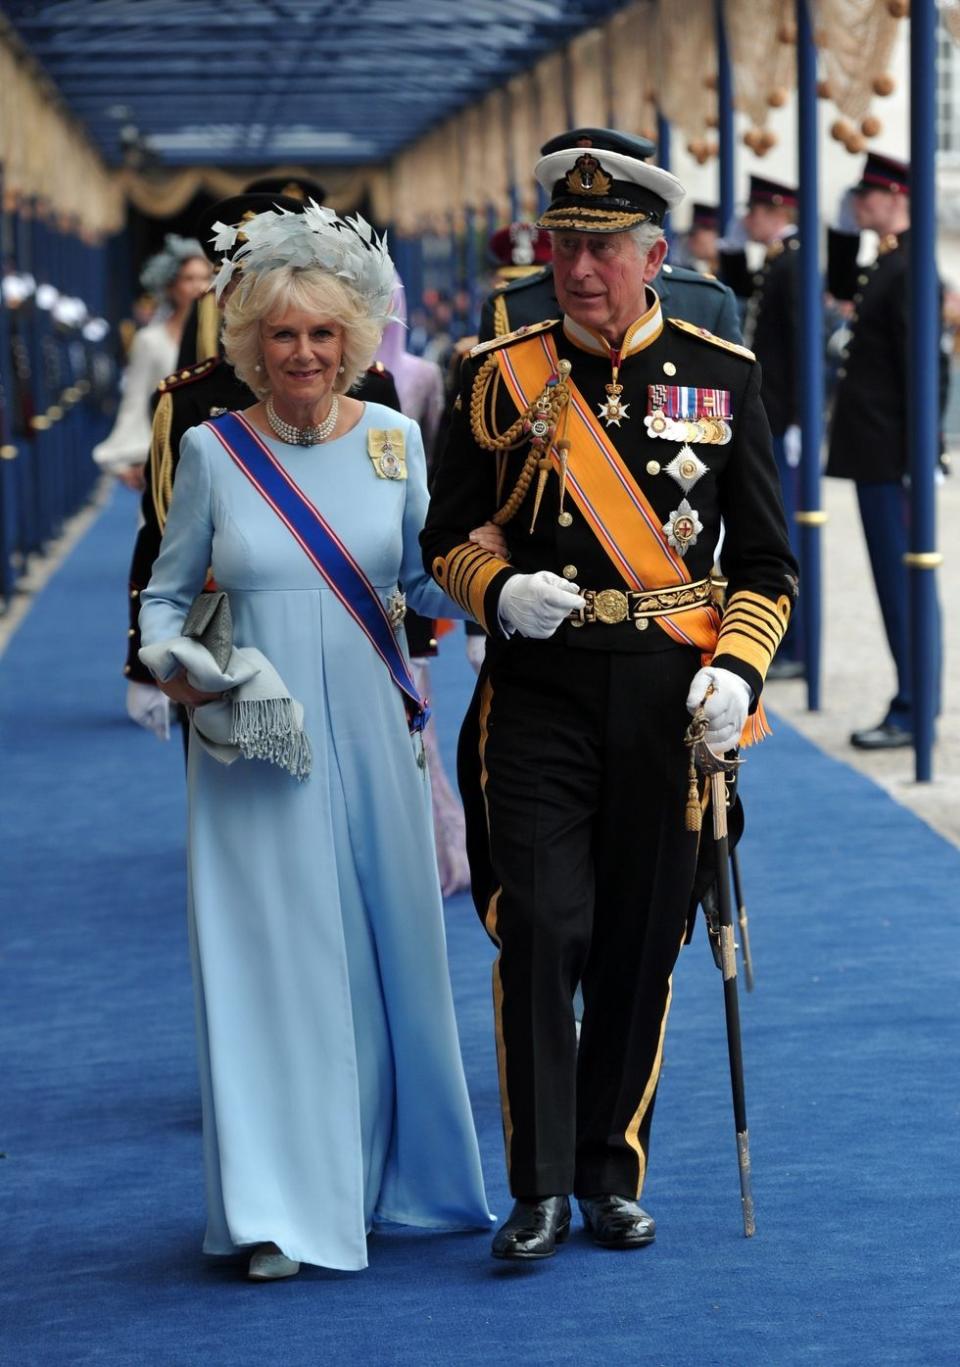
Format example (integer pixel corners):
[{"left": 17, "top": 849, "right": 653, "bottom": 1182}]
[{"left": 204, "top": 412, "right": 428, "bottom": 733}]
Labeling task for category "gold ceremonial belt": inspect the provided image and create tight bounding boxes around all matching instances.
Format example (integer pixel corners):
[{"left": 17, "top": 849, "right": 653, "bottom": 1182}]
[{"left": 570, "top": 579, "right": 713, "bottom": 629}]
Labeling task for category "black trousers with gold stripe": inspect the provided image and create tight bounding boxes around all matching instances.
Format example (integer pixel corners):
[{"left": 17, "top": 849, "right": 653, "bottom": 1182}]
[{"left": 460, "top": 638, "right": 702, "bottom": 1200}]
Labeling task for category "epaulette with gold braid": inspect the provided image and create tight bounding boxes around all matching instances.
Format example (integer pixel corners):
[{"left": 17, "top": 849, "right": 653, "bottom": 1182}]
[
  {"left": 468, "top": 317, "right": 559, "bottom": 359},
  {"left": 149, "top": 390, "right": 176, "bottom": 532},
  {"left": 667, "top": 317, "right": 756, "bottom": 362},
  {"left": 156, "top": 355, "right": 221, "bottom": 394}
]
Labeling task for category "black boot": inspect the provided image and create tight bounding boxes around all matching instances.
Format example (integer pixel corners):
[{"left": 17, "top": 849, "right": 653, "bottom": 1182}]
[{"left": 491, "top": 1196, "right": 571, "bottom": 1260}]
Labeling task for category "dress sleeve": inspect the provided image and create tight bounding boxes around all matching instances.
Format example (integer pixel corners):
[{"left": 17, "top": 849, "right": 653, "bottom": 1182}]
[
  {"left": 399, "top": 418, "right": 466, "bottom": 620},
  {"left": 138, "top": 428, "right": 214, "bottom": 677},
  {"left": 92, "top": 326, "right": 170, "bottom": 470}
]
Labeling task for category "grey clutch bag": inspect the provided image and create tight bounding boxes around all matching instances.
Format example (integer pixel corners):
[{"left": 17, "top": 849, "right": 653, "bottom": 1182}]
[{"left": 182, "top": 590, "right": 233, "bottom": 671}]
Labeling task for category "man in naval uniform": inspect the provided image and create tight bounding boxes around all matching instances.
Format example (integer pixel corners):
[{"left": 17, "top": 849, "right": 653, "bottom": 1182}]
[
  {"left": 719, "top": 175, "right": 803, "bottom": 677},
  {"left": 479, "top": 131, "right": 742, "bottom": 347},
  {"left": 124, "top": 186, "right": 401, "bottom": 737},
  {"left": 422, "top": 130, "right": 797, "bottom": 1261},
  {"left": 826, "top": 152, "right": 945, "bottom": 750}
]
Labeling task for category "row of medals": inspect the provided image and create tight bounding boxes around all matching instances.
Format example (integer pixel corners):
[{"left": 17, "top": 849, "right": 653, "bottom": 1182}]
[{"left": 593, "top": 384, "right": 721, "bottom": 556}]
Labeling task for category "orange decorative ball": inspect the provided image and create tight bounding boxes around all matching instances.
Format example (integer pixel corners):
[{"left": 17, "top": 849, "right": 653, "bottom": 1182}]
[
  {"left": 861, "top": 115, "right": 882, "bottom": 138},
  {"left": 887, "top": 0, "right": 909, "bottom": 17},
  {"left": 767, "top": 88, "right": 788, "bottom": 109},
  {"left": 831, "top": 118, "right": 852, "bottom": 142},
  {"left": 873, "top": 73, "right": 896, "bottom": 97},
  {"left": 816, "top": 79, "right": 832, "bottom": 100},
  {"left": 778, "top": 19, "right": 797, "bottom": 43},
  {"left": 845, "top": 132, "right": 866, "bottom": 154}
]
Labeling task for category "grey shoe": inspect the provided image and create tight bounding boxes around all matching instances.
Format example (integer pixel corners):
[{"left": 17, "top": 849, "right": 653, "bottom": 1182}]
[{"left": 247, "top": 1243, "right": 301, "bottom": 1281}]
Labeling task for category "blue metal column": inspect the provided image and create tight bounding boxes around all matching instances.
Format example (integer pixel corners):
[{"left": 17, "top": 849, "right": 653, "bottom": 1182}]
[
  {"left": 657, "top": 113, "right": 671, "bottom": 173},
  {"left": 795, "top": 0, "right": 825, "bottom": 712},
  {"left": 907, "top": 0, "right": 939, "bottom": 781},
  {"left": 715, "top": 0, "right": 735, "bottom": 234}
]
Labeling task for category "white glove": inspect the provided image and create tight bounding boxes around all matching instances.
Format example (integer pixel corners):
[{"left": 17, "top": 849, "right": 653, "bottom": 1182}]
[
  {"left": 498, "top": 571, "right": 586, "bottom": 640},
  {"left": 126, "top": 681, "right": 171, "bottom": 740},
  {"left": 686, "top": 666, "right": 752, "bottom": 757},
  {"left": 783, "top": 425, "right": 801, "bottom": 469},
  {"left": 465, "top": 633, "right": 487, "bottom": 673}
]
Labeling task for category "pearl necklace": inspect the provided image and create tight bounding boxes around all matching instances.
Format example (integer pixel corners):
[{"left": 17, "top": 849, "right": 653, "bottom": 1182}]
[{"left": 266, "top": 395, "right": 339, "bottom": 446}]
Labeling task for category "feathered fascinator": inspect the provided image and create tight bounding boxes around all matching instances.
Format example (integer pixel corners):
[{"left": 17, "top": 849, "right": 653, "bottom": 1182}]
[
  {"left": 139, "top": 234, "right": 206, "bottom": 294},
  {"left": 211, "top": 201, "right": 396, "bottom": 319}
]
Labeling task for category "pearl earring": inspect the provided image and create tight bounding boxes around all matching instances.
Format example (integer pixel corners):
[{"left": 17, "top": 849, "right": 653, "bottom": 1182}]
[
  {"left": 254, "top": 362, "right": 262, "bottom": 372},
  {"left": 338, "top": 365, "right": 345, "bottom": 374}
]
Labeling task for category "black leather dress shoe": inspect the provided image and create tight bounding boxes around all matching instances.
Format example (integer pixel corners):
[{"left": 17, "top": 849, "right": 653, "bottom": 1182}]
[
  {"left": 491, "top": 1196, "right": 571, "bottom": 1260},
  {"left": 850, "top": 722, "right": 913, "bottom": 751},
  {"left": 579, "top": 1194, "right": 656, "bottom": 1248}
]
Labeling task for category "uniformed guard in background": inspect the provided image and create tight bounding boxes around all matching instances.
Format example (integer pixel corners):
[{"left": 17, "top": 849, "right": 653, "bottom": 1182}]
[
  {"left": 422, "top": 129, "right": 797, "bottom": 1261},
  {"left": 124, "top": 185, "right": 400, "bottom": 736},
  {"left": 826, "top": 152, "right": 946, "bottom": 749},
  {"left": 673, "top": 200, "right": 720, "bottom": 275},
  {"left": 478, "top": 131, "right": 742, "bottom": 347},
  {"left": 719, "top": 175, "right": 803, "bottom": 677}
]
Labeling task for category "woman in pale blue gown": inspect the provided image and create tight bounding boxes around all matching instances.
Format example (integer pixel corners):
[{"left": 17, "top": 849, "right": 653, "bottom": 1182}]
[{"left": 139, "top": 206, "right": 492, "bottom": 1279}]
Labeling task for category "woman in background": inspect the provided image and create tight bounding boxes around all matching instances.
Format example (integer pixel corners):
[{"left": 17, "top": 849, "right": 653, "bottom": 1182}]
[{"left": 93, "top": 234, "right": 210, "bottom": 489}]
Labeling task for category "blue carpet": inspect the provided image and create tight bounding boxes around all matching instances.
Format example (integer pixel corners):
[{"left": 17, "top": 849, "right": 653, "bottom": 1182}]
[{"left": 1, "top": 486, "right": 958, "bottom": 1366}]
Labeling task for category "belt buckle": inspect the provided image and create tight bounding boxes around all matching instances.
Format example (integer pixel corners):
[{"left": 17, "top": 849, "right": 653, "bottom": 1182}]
[{"left": 594, "top": 588, "right": 629, "bottom": 625}]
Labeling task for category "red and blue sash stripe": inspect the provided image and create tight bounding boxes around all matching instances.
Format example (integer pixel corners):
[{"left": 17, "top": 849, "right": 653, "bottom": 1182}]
[{"left": 205, "top": 412, "right": 428, "bottom": 733}]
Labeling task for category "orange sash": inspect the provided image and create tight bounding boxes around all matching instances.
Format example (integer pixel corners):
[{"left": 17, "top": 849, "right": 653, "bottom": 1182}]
[{"left": 494, "top": 331, "right": 770, "bottom": 745}]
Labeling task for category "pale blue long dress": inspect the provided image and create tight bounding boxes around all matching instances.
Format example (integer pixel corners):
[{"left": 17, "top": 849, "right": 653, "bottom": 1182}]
[{"left": 139, "top": 403, "right": 492, "bottom": 1270}]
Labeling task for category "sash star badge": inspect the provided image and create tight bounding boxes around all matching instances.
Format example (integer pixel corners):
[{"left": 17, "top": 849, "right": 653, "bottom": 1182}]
[
  {"left": 663, "top": 499, "right": 703, "bottom": 555},
  {"left": 664, "top": 445, "right": 709, "bottom": 493}
]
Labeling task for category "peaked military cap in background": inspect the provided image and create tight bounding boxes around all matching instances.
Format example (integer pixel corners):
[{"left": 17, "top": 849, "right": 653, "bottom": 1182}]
[
  {"left": 747, "top": 175, "right": 798, "bottom": 209},
  {"left": 690, "top": 202, "right": 720, "bottom": 230},
  {"left": 194, "top": 175, "right": 328, "bottom": 264},
  {"left": 852, "top": 151, "right": 909, "bottom": 196},
  {"left": 534, "top": 127, "right": 684, "bottom": 233}
]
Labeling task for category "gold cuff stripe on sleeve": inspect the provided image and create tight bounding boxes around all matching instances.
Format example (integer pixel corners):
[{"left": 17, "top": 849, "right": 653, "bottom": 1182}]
[
  {"left": 434, "top": 542, "right": 509, "bottom": 632},
  {"left": 722, "top": 590, "right": 790, "bottom": 635},
  {"left": 713, "top": 629, "right": 779, "bottom": 679},
  {"left": 719, "top": 609, "right": 784, "bottom": 653},
  {"left": 720, "top": 601, "right": 788, "bottom": 643}
]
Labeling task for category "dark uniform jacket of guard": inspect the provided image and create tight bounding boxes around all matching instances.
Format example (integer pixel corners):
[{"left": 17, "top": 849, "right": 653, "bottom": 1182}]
[
  {"left": 124, "top": 358, "right": 401, "bottom": 681},
  {"left": 479, "top": 261, "right": 742, "bottom": 346},
  {"left": 720, "top": 234, "right": 800, "bottom": 438},
  {"left": 421, "top": 300, "right": 796, "bottom": 1200},
  {"left": 826, "top": 227, "right": 947, "bottom": 483}
]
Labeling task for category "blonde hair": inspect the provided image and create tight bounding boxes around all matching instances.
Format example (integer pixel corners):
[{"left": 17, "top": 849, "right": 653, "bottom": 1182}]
[{"left": 222, "top": 265, "right": 384, "bottom": 398}]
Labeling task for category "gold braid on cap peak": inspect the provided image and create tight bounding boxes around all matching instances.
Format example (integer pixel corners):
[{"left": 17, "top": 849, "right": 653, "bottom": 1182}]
[{"left": 469, "top": 353, "right": 572, "bottom": 527}]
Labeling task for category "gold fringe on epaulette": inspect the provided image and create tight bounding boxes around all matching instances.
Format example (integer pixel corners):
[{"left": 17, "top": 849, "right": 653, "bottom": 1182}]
[
  {"left": 195, "top": 291, "right": 221, "bottom": 363},
  {"left": 149, "top": 390, "right": 175, "bottom": 533},
  {"left": 468, "top": 354, "right": 572, "bottom": 527}
]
